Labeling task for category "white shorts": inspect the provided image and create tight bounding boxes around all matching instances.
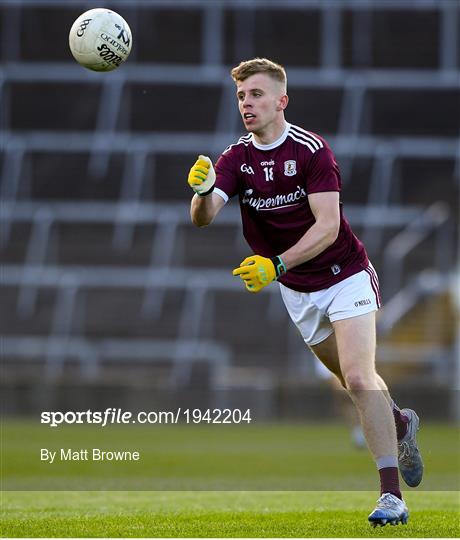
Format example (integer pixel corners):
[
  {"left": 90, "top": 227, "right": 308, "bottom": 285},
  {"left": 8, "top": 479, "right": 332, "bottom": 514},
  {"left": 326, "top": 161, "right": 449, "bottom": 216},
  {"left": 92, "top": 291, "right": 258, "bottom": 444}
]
[{"left": 279, "top": 264, "right": 381, "bottom": 346}]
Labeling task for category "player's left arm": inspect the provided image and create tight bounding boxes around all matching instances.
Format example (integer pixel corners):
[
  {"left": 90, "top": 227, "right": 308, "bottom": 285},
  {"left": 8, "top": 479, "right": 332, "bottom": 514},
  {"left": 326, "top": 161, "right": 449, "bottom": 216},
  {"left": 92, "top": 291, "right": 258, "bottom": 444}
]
[
  {"left": 279, "top": 191, "right": 340, "bottom": 270},
  {"left": 232, "top": 191, "right": 340, "bottom": 293}
]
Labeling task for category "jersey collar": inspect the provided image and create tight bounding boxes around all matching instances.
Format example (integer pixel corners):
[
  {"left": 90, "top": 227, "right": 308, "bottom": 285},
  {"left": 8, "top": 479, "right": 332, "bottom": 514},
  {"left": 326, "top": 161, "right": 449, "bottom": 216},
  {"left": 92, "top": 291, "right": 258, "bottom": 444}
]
[{"left": 251, "top": 122, "right": 291, "bottom": 151}]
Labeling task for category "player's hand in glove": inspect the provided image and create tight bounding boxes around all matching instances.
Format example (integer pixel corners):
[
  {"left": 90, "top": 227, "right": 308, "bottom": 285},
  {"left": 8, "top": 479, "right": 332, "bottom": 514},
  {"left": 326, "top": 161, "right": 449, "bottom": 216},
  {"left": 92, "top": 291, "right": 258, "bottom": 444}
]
[
  {"left": 187, "top": 155, "right": 216, "bottom": 196},
  {"left": 232, "top": 255, "right": 286, "bottom": 293}
]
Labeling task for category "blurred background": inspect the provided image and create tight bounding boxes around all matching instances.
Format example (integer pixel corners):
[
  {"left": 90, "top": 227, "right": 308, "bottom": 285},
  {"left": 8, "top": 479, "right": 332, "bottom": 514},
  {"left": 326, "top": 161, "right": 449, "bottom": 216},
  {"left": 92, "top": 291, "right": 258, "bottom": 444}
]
[{"left": 1, "top": 0, "right": 459, "bottom": 421}]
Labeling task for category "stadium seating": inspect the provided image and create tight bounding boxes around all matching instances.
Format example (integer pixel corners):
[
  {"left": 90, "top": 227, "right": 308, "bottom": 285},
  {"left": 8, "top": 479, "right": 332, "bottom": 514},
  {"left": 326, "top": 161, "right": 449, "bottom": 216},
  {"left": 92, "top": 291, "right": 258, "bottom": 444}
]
[{"left": 0, "top": 1, "right": 458, "bottom": 414}]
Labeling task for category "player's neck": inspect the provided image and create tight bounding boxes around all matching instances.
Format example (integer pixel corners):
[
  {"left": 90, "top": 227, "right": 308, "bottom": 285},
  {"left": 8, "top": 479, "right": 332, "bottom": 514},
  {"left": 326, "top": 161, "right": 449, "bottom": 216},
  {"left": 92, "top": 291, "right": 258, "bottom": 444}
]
[{"left": 252, "top": 119, "right": 287, "bottom": 146}]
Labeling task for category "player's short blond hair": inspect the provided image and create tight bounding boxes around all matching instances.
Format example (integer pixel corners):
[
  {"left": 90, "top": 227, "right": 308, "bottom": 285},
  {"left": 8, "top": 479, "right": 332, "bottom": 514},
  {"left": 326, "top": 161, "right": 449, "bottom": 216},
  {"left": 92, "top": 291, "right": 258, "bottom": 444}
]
[{"left": 231, "top": 58, "right": 287, "bottom": 90}]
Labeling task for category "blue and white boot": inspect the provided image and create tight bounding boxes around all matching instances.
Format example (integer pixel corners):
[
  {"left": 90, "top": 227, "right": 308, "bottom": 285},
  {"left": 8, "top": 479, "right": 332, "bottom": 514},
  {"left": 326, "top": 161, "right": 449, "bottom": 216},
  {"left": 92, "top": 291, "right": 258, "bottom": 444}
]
[
  {"left": 398, "top": 408, "right": 424, "bottom": 487},
  {"left": 368, "top": 493, "right": 409, "bottom": 527}
]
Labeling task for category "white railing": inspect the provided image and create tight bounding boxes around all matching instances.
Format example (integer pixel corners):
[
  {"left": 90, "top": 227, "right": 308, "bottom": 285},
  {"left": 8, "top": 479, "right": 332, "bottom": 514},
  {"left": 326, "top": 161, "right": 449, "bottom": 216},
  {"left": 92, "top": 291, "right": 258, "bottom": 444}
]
[
  {"left": 1, "top": 335, "right": 232, "bottom": 386},
  {"left": 382, "top": 203, "right": 454, "bottom": 297}
]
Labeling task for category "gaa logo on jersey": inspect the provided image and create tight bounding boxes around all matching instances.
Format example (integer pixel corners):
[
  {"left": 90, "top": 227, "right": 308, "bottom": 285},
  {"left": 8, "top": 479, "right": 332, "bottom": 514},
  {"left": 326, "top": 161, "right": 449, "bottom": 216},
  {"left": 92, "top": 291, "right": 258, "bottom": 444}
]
[
  {"left": 240, "top": 163, "right": 255, "bottom": 175},
  {"left": 284, "top": 160, "right": 297, "bottom": 176}
]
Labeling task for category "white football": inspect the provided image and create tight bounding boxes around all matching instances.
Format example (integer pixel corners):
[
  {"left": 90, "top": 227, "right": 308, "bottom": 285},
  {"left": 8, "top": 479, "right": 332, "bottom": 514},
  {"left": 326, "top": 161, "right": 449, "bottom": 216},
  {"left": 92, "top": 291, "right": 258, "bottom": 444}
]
[{"left": 69, "top": 8, "right": 132, "bottom": 72}]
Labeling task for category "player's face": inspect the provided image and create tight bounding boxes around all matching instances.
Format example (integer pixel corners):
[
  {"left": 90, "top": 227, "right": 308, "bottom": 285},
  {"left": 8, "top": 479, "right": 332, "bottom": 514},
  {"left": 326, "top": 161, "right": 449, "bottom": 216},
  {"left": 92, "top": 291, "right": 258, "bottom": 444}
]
[{"left": 236, "top": 73, "right": 287, "bottom": 136}]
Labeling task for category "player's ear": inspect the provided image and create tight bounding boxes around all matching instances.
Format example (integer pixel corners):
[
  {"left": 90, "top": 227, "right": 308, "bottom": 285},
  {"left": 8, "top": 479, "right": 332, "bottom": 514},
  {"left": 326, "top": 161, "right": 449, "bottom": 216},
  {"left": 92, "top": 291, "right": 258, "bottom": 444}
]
[{"left": 277, "top": 94, "right": 289, "bottom": 111}]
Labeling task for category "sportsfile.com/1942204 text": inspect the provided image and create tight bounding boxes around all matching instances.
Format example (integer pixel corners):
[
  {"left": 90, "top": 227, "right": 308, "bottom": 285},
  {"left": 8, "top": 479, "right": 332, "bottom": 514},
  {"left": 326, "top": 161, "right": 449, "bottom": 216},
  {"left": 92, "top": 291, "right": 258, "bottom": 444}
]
[{"left": 40, "top": 408, "right": 253, "bottom": 427}]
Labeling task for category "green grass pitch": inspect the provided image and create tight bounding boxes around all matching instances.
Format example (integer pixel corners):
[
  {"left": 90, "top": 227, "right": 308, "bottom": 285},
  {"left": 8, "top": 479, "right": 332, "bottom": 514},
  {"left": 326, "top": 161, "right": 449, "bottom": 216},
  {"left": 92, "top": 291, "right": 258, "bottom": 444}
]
[
  {"left": 2, "top": 490, "right": 459, "bottom": 537},
  {"left": 2, "top": 421, "right": 459, "bottom": 537}
]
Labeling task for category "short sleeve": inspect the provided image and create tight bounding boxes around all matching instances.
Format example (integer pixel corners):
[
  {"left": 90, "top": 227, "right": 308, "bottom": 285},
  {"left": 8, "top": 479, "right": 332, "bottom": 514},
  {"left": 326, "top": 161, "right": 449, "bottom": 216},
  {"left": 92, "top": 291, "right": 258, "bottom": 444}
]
[
  {"left": 214, "top": 151, "right": 240, "bottom": 202},
  {"left": 306, "top": 146, "right": 341, "bottom": 194}
]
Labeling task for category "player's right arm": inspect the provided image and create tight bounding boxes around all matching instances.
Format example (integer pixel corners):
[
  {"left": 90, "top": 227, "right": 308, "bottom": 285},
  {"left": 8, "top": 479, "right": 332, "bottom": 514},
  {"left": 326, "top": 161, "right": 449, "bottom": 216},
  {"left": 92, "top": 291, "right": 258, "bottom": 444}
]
[{"left": 188, "top": 155, "right": 225, "bottom": 227}]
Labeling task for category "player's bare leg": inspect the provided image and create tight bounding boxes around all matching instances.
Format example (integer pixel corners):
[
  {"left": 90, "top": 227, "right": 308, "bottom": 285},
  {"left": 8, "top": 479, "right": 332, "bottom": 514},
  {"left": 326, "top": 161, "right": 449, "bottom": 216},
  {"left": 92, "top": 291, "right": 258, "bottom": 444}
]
[
  {"left": 311, "top": 326, "right": 423, "bottom": 487},
  {"left": 310, "top": 333, "right": 344, "bottom": 385},
  {"left": 311, "top": 338, "right": 365, "bottom": 448},
  {"left": 310, "top": 313, "right": 410, "bottom": 525},
  {"left": 331, "top": 311, "right": 410, "bottom": 526},
  {"left": 313, "top": 334, "right": 408, "bottom": 429},
  {"left": 312, "top": 332, "right": 388, "bottom": 396},
  {"left": 331, "top": 312, "right": 397, "bottom": 459}
]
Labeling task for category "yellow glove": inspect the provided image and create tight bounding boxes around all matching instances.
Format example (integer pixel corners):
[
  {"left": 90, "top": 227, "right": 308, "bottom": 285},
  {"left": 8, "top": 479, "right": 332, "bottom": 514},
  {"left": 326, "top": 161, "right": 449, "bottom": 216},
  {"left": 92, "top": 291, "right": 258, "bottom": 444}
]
[
  {"left": 232, "top": 255, "right": 286, "bottom": 293},
  {"left": 187, "top": 155, "right": 216, "bottom": 196}
]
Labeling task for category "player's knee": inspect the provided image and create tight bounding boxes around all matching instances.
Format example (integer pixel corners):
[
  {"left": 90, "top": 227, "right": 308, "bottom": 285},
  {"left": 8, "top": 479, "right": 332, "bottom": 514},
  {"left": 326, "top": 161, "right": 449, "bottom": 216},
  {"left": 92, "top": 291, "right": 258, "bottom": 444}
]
[{"left": 344, "top": 371, "right": 375, "bottom": 392}]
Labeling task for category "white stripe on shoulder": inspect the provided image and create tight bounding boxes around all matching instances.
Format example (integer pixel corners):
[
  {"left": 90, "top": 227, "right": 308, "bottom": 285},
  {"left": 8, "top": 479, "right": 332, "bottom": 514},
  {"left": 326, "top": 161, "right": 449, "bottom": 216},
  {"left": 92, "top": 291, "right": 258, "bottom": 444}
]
[
  {"left": 290, "top": 125, "right": 324, "bottom": 149},
  {"left": 292, "top": 129, "right": 323, "bottom": 150},
  {"left": 289, "top": 128, "right": 320, "bottom": 151},
  {"left": 292, "top": 129, "right": 321, "bottom": 150},
  {"left": 287, "top": 132, "right": 317, "bottom": 154},
  {"left": 223, "top": 134, "right": 252, "bottom": 154},
  {"left": 213, "top": 187, "right": 229, "bottom": 203}
]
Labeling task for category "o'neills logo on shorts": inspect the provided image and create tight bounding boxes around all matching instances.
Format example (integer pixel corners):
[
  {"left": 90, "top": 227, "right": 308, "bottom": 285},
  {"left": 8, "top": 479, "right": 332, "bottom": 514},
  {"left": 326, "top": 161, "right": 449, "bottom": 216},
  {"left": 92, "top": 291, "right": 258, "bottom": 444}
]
[{"left": 242, "top": 186, "right": 307, "bottom": 211}]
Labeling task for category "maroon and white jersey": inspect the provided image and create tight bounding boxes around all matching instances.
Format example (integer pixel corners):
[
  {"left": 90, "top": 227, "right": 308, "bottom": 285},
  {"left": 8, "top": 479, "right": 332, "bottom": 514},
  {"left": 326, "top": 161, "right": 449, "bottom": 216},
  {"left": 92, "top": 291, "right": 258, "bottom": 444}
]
[{"left": 214, "top": 122, "right": 368, "bottom": 292}]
